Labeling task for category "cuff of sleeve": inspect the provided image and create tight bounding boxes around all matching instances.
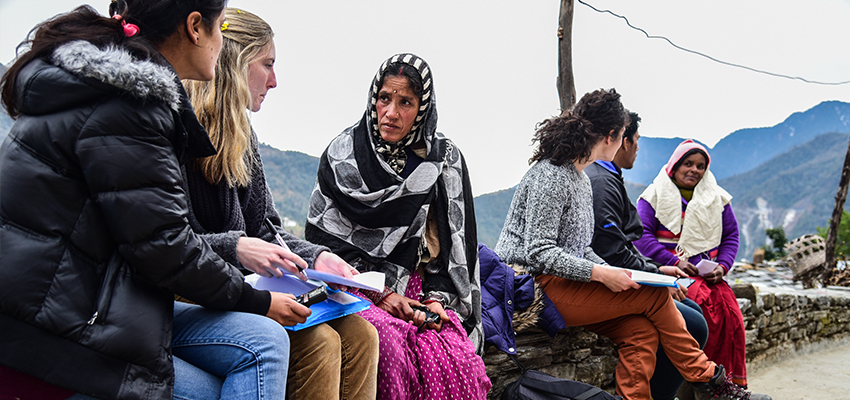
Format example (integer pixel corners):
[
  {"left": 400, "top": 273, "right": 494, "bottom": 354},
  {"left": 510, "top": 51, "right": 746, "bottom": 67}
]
[
  {"left": 231, "top": 282, "right": 271, "bottom": 316},
  {"left": 221, "top": 231, "right": 247, "bottom": 269},
  {"left": 307, "top": 247, "right": 331, "bottom": 268}
]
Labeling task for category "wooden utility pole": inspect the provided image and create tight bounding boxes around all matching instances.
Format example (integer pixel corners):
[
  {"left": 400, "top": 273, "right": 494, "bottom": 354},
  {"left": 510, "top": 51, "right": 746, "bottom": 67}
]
[
  {"left": 557, "top": 0, "right": 576, "bottom": 113},
  {"left": 821, "top": 135, "right": 850, "bottom": 286}
]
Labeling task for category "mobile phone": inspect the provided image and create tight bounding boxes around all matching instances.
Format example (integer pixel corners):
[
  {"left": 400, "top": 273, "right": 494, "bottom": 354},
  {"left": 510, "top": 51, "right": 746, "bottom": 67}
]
[
  {"left": 295, "top": 286, "right": 328, "bottom": 307},
  {"left": 676, "top": 277, "right": 696, "bottom": 289},
  {"left": 412, "top": 305, "right": 441, "bottom": 325}
]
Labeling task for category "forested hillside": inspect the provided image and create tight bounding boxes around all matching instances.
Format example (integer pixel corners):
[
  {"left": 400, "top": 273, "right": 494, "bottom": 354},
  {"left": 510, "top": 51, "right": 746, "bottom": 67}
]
[{"left": 720, "top": 132, "right": 850, "bottom": 260}]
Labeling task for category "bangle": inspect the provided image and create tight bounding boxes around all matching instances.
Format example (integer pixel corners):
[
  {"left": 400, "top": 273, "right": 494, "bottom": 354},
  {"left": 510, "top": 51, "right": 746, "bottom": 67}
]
[
  {"left": 423, "top": 293, "right": 447, "bottom": 308},
  {"left": 364, "top": 285, "right": 393, "bottom": 305}
]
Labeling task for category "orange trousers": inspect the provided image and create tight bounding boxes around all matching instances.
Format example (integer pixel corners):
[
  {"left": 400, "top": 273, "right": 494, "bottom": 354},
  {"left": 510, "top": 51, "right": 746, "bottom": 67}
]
[{"left": 538, "top": 275, "right": 716, "bottom": 400}]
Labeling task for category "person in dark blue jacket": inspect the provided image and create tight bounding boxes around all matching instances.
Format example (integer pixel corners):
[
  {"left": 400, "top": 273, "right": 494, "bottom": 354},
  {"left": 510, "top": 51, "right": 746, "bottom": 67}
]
[{"left": 586, "top": 111, "right": 708, "bottom": 400}]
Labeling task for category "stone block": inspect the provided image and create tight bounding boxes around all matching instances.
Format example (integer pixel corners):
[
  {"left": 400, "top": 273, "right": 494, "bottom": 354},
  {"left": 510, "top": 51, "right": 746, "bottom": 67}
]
[
  {"left": 770, "top": 310, "right": 788, "bottom": 325},
  {"left": 574, "top": 355, "right": 617, "bottom": 386},
  {"left": 732, "top": 283, "right": 757, "bottom": 303},
  {"left": 738, "top": 298, "right": 752, "bottom": 314},
  {"left": 745, "top": 328, "right": 760, "bottom": 344},
  {"left": 776, "top": 293, "right": 796, "bottom": 310},
  {"left": 808, "top": 295, "right": 831, "bottom": 310},
  {"left": 761, "top": 292, "right": 776, "bottom": 309},
  {"left": 755, "top": 313, "right": 770, "bottom": 329}
]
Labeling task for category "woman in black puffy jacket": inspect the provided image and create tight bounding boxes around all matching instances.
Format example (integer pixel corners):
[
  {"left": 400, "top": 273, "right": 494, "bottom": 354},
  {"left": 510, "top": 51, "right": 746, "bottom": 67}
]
[{"left": 0, "top": 2, "right": 301, "bottom": 399}]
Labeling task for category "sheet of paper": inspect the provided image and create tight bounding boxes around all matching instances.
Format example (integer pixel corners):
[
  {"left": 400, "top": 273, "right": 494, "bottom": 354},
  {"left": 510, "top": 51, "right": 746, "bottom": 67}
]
[
  {"left": 695, "top": 259, "right": 719, "bottom": 276},
  {"left": 245, "top": 273, "right": 319, "bottom": 296},
  {"left": 282, "top": 269, "right": 385, "bottom": 292}
]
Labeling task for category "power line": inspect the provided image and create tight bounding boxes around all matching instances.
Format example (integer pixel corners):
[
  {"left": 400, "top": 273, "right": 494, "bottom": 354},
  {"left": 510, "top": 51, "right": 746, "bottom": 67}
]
[{"left": 577, "top": 0, "right": 850, "bottom": 86}]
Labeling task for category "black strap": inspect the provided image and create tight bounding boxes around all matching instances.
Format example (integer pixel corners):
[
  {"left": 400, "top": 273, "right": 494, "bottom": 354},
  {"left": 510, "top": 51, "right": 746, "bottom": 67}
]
[{"left": 506, "top": 352, "right": 527, "bottom": 373}]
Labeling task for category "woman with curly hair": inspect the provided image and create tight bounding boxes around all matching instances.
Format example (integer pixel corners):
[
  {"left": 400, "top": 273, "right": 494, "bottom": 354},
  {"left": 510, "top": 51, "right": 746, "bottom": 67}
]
[{"left": 494, "top": 89, "right": 770, "bottom": 400}]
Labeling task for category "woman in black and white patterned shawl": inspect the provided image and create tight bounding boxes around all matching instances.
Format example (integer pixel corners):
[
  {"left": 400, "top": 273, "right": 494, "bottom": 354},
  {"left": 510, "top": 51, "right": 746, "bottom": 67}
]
[{"left": 307, "top": 54, "right": 488, "bottom": 399}]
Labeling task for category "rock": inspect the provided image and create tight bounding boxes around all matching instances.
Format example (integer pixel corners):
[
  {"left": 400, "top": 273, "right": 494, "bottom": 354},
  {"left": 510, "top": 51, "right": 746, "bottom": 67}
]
[{"left": 753, "top": 248, "right": 765, "bottom": 265}]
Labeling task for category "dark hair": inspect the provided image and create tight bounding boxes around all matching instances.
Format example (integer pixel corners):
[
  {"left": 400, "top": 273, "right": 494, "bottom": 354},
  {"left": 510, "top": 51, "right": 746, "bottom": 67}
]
[
  {"left": 1, "top": 0, "right": 226, "bottom": 117},
  {"left": 377, "top": 62, "right": 423, "bottom": 99},
  {"left": 671, "top": 148, "right": 709, "bottom": 173},
  {"left": 624, "top": 111, "right": 641, "bottom": 141},
  {"left": 530, "top": 88, "right": 628, "bottom": 166}
]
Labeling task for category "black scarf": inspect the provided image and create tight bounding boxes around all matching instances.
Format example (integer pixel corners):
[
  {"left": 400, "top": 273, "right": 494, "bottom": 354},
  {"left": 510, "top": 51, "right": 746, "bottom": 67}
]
[{"left": 305, "top": 54, "right": 481, "bottom": 344}]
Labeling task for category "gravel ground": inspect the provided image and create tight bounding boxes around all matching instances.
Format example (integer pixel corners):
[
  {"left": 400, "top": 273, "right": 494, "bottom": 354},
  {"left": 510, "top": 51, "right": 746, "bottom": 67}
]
[{"left": 745, "top": 341, "right": 850, "bottom": 399}]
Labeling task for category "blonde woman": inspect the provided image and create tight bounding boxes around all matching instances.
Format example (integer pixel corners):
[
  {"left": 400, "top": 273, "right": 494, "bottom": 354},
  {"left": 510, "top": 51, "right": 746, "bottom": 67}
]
[{"left": 182, "top": 8, "right": 378, "bottom": 400}]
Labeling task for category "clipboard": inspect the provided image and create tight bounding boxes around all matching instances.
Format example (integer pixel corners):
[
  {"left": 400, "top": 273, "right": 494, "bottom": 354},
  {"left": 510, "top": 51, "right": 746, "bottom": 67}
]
[{"left": 245, "top": 274, "right": 372, "bottom": 331}]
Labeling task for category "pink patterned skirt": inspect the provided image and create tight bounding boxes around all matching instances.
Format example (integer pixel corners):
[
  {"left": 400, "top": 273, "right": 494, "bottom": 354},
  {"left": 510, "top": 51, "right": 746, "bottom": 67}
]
[{"left": 355, "top": 273, "right": 491, "bottom": 400}]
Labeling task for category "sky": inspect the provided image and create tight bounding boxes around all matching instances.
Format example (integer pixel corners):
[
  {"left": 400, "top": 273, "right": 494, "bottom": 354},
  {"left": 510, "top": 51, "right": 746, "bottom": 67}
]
[{"left": 2, "top": 0, "right": 849, "bottom": 196}]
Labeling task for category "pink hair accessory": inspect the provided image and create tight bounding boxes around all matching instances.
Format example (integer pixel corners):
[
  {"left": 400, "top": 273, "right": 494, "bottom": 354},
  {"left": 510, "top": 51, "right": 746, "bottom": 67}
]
[{"left": 112, "top": 14, "right": 140, "bottom": 37}]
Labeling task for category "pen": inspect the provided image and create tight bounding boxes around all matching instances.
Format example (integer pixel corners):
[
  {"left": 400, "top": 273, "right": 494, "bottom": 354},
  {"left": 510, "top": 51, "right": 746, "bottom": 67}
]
[{"left": 264, "top": 218, "right": 308, "bottom": 280}]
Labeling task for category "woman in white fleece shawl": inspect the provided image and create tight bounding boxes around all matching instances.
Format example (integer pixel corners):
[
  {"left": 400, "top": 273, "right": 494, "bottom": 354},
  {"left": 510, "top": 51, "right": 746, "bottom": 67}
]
[{"left": 634, "top": 139, "right": 750, "bottom": 388}]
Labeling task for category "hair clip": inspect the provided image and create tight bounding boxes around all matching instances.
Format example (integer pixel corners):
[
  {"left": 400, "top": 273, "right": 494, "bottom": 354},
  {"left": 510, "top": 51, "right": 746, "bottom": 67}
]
[
  {"left": 112, "top": 14, "right": 139, "bottom": 37},
  {"left": 220, "top": 21, "right": 229, "bottom": 31},
  {"left": 236, "top": 9, "right": 244, "bottom": 13}
]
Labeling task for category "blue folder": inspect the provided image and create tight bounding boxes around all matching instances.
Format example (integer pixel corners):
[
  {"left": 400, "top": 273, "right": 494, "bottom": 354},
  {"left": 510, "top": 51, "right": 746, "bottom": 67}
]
[{"left": 246, "top": 274, "right": 372, "bottom": 331}]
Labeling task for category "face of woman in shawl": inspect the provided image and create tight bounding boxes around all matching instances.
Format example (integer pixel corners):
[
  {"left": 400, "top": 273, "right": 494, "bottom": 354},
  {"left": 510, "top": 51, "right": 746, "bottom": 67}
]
[
  {"left": 376, "top": 76, "right": 421, "bottom": 143},
  {"left": 247, "top": 40, "right": 277, "bottom": 112},
  {"left": 673, "top": 152, "right": 707, "bottom": 189}
]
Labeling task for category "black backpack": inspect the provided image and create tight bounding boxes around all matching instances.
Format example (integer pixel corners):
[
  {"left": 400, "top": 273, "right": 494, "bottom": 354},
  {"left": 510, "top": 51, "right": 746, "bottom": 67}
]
[{"left": 501, "top": 353, "right": 622, "bottom": 400}]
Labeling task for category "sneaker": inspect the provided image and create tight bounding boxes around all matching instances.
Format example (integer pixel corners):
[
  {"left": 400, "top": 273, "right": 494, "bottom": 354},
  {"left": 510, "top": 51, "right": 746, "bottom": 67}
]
[{"left": 692, "top": 365, "right": 772, "bottom": 400}]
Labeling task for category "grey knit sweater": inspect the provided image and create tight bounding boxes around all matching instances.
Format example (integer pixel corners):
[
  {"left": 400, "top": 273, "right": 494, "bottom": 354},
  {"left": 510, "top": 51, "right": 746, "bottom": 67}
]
[{"left": 494, "top": 160, "right": 606, "bottom": 281}]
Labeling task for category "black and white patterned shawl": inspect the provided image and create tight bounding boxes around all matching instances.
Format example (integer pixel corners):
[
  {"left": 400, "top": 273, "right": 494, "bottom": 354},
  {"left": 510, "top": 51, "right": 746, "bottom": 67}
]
[{"left": 305, "top": 54, "right": 482, "bottom": 349}]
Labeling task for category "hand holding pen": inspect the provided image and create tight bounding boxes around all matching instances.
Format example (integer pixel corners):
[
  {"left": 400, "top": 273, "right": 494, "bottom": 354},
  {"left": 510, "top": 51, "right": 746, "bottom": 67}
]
[{"left": 263, "top": 218, "right": 309, "bottom": 281}]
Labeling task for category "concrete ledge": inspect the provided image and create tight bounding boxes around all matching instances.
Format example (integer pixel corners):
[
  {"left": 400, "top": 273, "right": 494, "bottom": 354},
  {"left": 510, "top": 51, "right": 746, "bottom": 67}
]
[{"left": 483, "top": 284, "right": 850, "bottom": 399}]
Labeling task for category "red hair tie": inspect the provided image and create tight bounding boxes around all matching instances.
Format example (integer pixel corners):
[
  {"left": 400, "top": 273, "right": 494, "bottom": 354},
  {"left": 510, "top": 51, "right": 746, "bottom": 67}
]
[{"left": 112, "top": 15, "right": 140, "bottom": 37}]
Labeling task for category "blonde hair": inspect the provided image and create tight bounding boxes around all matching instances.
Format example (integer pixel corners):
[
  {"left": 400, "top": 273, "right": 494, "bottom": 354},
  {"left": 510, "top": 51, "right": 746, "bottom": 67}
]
[{"left": 184, "top": 8, "right": 274, "bottom": 187}]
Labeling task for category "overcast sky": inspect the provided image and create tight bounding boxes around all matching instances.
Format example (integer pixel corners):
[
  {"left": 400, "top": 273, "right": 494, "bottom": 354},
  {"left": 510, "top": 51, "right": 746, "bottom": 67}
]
[{"left": 3, "top": 0, "right": 849, "bottom": 195}]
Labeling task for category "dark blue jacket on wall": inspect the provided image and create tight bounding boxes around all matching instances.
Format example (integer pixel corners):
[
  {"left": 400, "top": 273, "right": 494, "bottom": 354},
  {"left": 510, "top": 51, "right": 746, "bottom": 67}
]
[{"left": 479, "top": 244, "right": 566, "bottom": 354}]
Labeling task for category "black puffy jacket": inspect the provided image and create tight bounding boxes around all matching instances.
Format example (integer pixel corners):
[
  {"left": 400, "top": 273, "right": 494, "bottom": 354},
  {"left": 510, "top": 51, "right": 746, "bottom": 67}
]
[{"left": 0, "top": 41, "right": 268, "bottom": 400}]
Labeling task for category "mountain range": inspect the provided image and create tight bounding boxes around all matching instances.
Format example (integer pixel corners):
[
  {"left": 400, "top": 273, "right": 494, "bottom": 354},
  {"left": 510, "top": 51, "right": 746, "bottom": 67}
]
[
  {"left": 623, "top": 101, "right": 850, "bottom": 185},
  {"left": 2, "top": 81, "right": 848, "bottom": 262}
]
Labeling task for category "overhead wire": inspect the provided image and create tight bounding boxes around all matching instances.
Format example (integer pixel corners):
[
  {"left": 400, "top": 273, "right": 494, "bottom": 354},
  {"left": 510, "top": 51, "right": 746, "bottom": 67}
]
[{"left": 577, "top": 0, "right": 850, "bottom": 86}]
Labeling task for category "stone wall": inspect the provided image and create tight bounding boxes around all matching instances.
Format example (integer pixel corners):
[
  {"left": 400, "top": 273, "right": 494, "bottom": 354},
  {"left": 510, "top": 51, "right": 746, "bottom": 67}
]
[{"left": 482, "top": 284, "right": 850, "bottom": 399}]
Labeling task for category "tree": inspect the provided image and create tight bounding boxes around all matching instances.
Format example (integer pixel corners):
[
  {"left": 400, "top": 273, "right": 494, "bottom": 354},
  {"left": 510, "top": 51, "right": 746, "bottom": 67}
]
[
  {"left": 557, "top": 0, "right": 576, "bottom": 113},
  {"left": 761, "top": 227, "right": 788, "bottom": 261},
  {"left": 817, "top": 209, "right": 850, "bottom": 260},
  {"left": 814, "top": 135, "right": 850, "bottom": 286}
]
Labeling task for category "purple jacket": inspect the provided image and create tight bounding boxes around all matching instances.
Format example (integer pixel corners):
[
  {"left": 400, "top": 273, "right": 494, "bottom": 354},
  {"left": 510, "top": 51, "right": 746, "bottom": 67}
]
[
  {"left": 479, "top": 244, "right": 566, "bottom": 354},
  {"left": 634, "top": 198, "right": 739, "bottom": 272}
]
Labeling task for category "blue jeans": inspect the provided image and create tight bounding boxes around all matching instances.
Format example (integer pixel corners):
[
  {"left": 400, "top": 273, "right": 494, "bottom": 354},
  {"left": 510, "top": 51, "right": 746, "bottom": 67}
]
[
  {"left": 170, "top": 302, "right": 290, "bottom": 400},
  {"left": 650, "top": 298, "right": 708, "bottom": 400},
  {"left": 69, "top": 303, "right": 289, "bottom": 400}
]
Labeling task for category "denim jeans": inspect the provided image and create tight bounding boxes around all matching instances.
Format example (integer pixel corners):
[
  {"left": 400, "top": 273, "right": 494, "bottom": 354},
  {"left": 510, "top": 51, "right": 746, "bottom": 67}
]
[
  {"left": 170, "top": 302, "right": 289, "bottom": 400},
  {"left": 69, "top": 303, "right": 289, "bottom": 400},
  {"left": 650, "top": 298, "right": 709, "bottom": 400}
]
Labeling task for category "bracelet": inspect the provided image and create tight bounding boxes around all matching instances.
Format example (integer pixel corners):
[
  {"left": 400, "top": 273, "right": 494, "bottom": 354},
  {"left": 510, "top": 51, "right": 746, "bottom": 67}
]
[
  {"left": 364, "top": 285, "right": 393, "bottom": 305},
  {"left": 422, "top": 293, "right": 447, "bottom": 308}
]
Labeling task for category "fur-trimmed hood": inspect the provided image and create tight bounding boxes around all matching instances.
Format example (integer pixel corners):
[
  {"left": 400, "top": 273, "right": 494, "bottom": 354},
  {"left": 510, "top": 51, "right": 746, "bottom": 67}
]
[{"left": 15, "top": 40, "right": 182, "bottom": 115}]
